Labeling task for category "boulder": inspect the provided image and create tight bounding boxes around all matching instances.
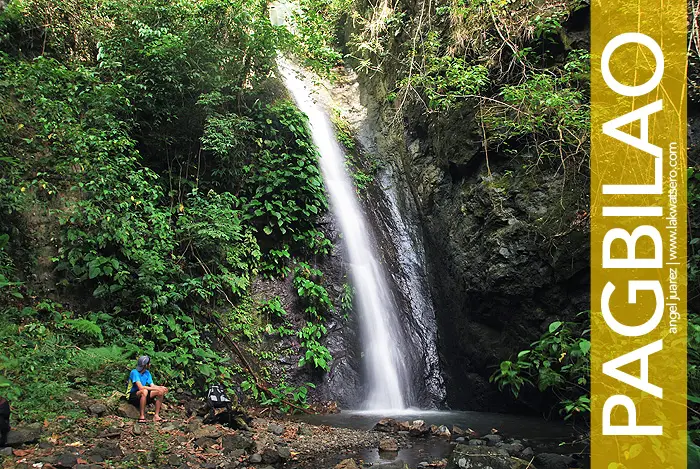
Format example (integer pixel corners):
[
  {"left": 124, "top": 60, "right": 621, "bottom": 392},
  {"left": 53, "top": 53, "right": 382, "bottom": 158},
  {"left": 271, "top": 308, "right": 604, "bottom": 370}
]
[
  {"left": 534, "top": 453, "right": 578, "bottom": 469},
  {"left": 5, "top": 424, "right": 42, "bottom": 447},
  {"left": 432, "top": 425, "right": 451, "bottom": 438},
  {"left": 267, "top": 423, "right": 285, "bottom": 435},
  {"left": 452, "top": 425, "right": 466, "bottom": 437},
  {"left": 468, "top": 439, "right": 485, "bottom": 446},
  {"left": 193, "top": 425, "right": 222, "bottom": 439},
  {"left": 379, "top": 437, "right": 399, "bottom": 452},
  {"left": 86, "top": 441, "right": 123, "bottom": 462},
  {"left": 184, "top": 399, "right": 209, "bottom": 417},
  {"left": 520, "top": 447, "right": 535, "bottom": 460},
  {"left": 409, "top": 420, "right": 429, "bottom": 437},
  {"left": 0, "top": 447, "right": 13, "bottom": 456},
  {"left": 167, "top": 454, "right": 183, "bottom": 466},
  {"left": 54, "top": 452, "right": 79, "bottom": 468},
  {"left": 335, "top": 459, "right": 361, "bottom": 469},
  {"left": 249, "top": 453, "right": 263, "bottom": 463},
  {"left": 497, "top": 442, "right": 525, "bottom": 455},
  {"left": 261, "top": 447, "right": 281, "bottom": 464},
  {"left": 194, "top": 437, "right": 216, "bottom": 449},
  {"left": 88, "top": 403, "right": 108, "bottom": 416},
  {"left": 132, "top": 423, "right": 143, "bottom": 436},
  {"left": 447, "top": 445, "right": 535, "bottom": 469},
  {"left": 116, "top": 402, "right": 140, "bottom": 420},
  {"left": 277, "top": 446, "right": 291, "bottom": 460},
  {"left": 222, "top": 434, "right": 255, "bottom": 453},
  {"left": 483, "top": 434, "right": 503, "bottom": 446},
  {"left": 373, "top": 418, "right": 398, "bottom": 432}
]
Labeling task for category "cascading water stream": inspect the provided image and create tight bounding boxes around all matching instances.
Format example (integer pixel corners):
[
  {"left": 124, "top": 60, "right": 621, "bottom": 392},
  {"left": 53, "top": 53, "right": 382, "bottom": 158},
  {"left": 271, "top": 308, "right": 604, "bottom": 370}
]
[{"left": 279, "top": 60, "right": 409, "bottom": 410}]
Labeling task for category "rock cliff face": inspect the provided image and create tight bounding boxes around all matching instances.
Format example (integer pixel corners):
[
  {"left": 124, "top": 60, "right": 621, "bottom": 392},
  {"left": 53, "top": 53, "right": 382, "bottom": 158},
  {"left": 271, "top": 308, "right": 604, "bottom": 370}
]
[{"left": 343, "top": 3, "right": 591, "bottom": 411}]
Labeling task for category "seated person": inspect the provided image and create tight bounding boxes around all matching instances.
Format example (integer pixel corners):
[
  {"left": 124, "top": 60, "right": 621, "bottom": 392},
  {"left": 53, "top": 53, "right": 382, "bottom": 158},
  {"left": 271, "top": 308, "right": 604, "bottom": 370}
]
[{"left": 128, "top": 355, "right": 168, "bottom": 422}]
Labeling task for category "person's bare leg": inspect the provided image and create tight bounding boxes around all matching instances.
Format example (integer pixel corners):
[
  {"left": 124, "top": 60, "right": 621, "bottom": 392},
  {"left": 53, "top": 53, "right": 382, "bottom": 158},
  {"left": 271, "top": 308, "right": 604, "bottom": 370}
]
[
  {"left": 139, "top": 390, "right": 147, "bottom": 420},
  {"left": 152, "top": 389, "right": 164, "bottom": 421}
]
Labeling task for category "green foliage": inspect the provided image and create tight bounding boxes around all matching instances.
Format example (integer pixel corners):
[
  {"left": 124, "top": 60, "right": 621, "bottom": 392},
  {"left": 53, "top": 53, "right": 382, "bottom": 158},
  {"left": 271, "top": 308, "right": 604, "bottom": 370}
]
[
  {"left": 290, "top": 0, "right": 352, "bottom": 74},
  {"left": 339, "top": 282, "right": 354, "bottom": 312},
  {"left": 481, "top": 49, "right": 589, "bottom": 162},
  {"left": 0, "top": 0, "right": 333, "bottom": 416},
  {"left": 292, "top": 263, "right": 333, "bottom": 371},
  {"left": 0, "top": 304, "right": 132, "bottom": 421},
  {"left": 399, "top": 32, "right": 489, "bottom": 111},
  {"left": 491, "top": 315, "right": 590, "bottom": 420}
]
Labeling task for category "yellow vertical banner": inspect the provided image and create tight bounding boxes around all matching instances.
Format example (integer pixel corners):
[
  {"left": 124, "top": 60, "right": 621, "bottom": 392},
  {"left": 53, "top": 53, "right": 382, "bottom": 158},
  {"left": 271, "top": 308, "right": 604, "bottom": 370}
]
[{"left": 591, "top": 0, "right": 687, "bottom": 466}]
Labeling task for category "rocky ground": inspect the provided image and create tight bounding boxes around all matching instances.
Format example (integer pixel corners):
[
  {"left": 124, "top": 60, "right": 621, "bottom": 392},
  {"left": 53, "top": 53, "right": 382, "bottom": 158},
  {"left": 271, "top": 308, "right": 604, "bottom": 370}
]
[{"left": 0, "top": 395, "right": 586, "bottom": 469}]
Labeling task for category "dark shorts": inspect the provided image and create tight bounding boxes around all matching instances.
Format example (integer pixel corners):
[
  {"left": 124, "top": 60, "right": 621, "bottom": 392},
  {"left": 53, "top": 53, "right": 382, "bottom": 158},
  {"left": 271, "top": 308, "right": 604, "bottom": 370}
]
[{"left": 129, "top": 390, "right": 155, "bottom": 407}]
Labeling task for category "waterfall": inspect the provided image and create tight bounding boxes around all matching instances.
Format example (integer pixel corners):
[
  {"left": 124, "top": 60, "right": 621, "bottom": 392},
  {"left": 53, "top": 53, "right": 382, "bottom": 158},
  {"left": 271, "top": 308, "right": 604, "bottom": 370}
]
[{"left": 279, "top": 61, "right": 410, "bottom": 410}]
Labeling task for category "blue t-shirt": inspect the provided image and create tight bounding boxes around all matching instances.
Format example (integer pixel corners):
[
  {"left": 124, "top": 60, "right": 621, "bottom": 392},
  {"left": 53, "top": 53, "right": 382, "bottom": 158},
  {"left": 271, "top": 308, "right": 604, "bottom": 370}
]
[{"left": 129, "top": 369, "right": 153, "bottom": 394}]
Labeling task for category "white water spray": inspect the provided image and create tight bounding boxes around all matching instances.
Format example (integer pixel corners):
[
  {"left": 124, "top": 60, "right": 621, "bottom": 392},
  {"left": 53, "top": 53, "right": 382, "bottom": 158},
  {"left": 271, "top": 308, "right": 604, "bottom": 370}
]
[{"left": 278, "top": 61, "right": 409, "bottom": 410}]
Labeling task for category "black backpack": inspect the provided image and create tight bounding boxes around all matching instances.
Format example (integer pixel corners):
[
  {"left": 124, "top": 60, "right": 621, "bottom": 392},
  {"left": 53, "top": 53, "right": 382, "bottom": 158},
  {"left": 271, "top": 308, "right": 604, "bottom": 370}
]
[
  {"left": 205, "top": 384, "right": 232, "bottom": 425},
  {"left": 206, "top": 384, "right": 231, "bottom": 409}
]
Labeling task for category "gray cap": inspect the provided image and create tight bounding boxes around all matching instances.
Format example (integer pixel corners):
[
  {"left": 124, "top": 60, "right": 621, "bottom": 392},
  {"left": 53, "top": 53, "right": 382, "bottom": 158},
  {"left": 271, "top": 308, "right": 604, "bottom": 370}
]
[{"left": 136, "top": 355, "right": 150, "bottom": 372}]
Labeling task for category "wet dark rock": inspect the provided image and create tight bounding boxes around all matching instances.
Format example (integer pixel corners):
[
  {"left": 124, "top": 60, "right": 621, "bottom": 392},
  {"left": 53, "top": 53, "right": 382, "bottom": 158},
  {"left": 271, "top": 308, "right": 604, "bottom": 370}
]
[
  {"left": 0, "top": 447, "right": 13, "bottom": 456},
  {"left": 497, "top": 441, "right": 525, "bottom": 456},
  {"left": 355, "top": 54, "right": 589, "bottom": 410},
  {"left": 447, "top": 444, "right": 533, "bottom": 469},
  {"left": 451, "top": 425, "right": 466, "bottom": 437},
  {"left": 379, "top": 437, "right": 399, "bottom": 452},
  {"left": 468, "top": 439, "right": 485, "bottom": 446},
  {"left": 5, "top": 424, "right": 41, "bottom": 447},
  {"left": 184, "top": 399, "right": 209, "bottom": 417},
  {"left": 55, "top": 453, "right": 79, "bottom": 468},
  {"left": 520, "top": 447, "right": 535, "bottom": 460},
  {"left": 87, "top": 441, "right": 123, "bottom": 461},
  {"left": 482, "top": 434, "right": 503, "bottom": 446},
  {"left": 261, "top": 447, "right": 281, "bottom": 464},
  {"left": 249, "top": 453, "right": 262, "bottom": 463},
  {"left": 373, "top": 418, "right": 398, "bottom": 432},
  {"left": 222, "top": 434, "right": 255, "bottom": 453},
  {"left": 534, "top": 453, "right": 579, "bottom": 469}
]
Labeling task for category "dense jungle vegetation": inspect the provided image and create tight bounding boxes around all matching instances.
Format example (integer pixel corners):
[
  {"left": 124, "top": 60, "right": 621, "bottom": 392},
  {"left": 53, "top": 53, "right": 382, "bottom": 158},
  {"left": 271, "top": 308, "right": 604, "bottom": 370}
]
[
  {"left": 0, "top": 0, "right": 698, "bottom": 445},
  {"left": 0, "top": 0, "right": 343, "bottom": 422}
]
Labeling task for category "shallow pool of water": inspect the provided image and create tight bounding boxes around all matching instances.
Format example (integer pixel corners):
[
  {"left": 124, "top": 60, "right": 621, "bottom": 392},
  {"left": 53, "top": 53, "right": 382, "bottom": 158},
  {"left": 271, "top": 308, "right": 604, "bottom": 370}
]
[{"left": 293, "top": 409, "right": 588, "bottom": 468}]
